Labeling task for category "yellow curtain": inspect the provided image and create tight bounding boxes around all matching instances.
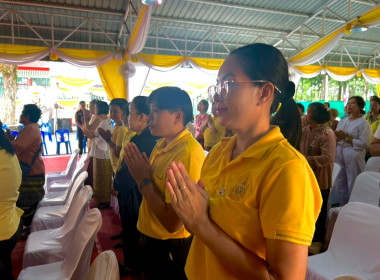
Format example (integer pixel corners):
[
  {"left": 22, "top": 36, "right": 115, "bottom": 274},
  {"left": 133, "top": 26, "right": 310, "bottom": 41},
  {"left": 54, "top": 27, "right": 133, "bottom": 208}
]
[
  {"left": 57, "top": 100, "right": 79, "bottom": 108},
  {"left": 190, "top": 57, "right": 224, "bottom": 70},
  {"left": 97, "top": 59, "right": 127, "bottom": 99},
  {"left": 377, "top": 84, "right": 380, "bottom": 97},
  {"left": 57, "top": 48, "right": 111, "bottom": 58},
  {"left": 363, "top": 69, "right": 380, "bottom": 79},
  {"left": 325, "top": 66, "right": 359, "bottom": 76},
  {"left": 0, "top": 44, "right": 48, "bottom": 54},
  {"left": 56, "top": 76, "right": 94, "bottom": 87},
  {"left": 294, "top": 65, "right": 323, "bottom": 75},
  {"left": 138, "top": 53, "right": 185, "bottom": 68}
]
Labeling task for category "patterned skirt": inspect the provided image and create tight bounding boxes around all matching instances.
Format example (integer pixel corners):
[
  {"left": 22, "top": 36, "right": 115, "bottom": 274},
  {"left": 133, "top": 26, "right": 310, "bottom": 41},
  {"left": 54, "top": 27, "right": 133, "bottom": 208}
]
[
  {"left": 93, "top": 158, "right": 113, "bottom": 203},
  {"left": 16, "top": 174, "right": 45, "bottom": 226}
]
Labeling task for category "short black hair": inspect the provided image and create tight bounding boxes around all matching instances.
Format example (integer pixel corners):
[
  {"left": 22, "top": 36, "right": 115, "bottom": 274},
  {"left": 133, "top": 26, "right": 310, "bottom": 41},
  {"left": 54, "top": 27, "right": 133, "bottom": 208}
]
[
  {"left": 349, "top": 96, "right": 366, "bottom": 115},
  {"left": 308, "top": 102, "right": 330, "bottom": 124},
  {"left": 79, "top": 101, "right": 86, "bottom": 105},
  {"left": 370, "top": 96, "right": 380, "bottom": 105},
  {"left": 200, "top": 99, "right": 209, "bottom": 111},
  {"left": 148, "top": 87, "right": 194, "bottom": 125},
  {"left": 89, "top": 99, "right": 98, "bottom": 105},
  {"left": 296, "top": 103, "right": 305, "bottom": 114},
  {"left": 96, "top": 100, "right": 109, "bottom": 115},
  {"left": 324, "top": 102, "right": 330, "bottom": 108},
  {"left": 132, "top": 96, "right": 150, "bottom": 116},
  {"left": 110, "top": 98, "right": 129, "bottom": 116},
  {"left": 22, "top": 104, "right": 42, "bottom": 123}
]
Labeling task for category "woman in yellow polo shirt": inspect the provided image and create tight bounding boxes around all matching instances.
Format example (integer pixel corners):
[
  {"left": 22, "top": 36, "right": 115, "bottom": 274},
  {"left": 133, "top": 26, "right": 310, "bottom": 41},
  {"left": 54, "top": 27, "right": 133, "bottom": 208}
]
[
  {"left": 124, "top": 87, "right": 205, "bottom": 280},
  {"left": 0, "top": 127, "right": 23, "bottom": 279},
  {"left": 200, "top": 102, "right": 226, "bottom": 151},
  {"left": 166, "top": 43, "right": 322, "bottom": 280}
]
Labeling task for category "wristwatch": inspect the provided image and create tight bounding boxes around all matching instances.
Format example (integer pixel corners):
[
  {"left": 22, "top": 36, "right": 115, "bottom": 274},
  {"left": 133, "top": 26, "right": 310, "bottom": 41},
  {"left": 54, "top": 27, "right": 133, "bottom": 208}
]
[{"left": 139, "top": 177, "right": 152, "bottom": 190}]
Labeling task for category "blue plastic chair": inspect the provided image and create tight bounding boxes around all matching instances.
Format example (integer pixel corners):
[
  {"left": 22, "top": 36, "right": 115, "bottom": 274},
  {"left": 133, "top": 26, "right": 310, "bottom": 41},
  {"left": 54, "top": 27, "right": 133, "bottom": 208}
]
[
  {"left": 11, "top": 131, "right": 19, "bottom": 138},
  {"left": 41, "top": 131, "right": 48, "bottom": 156},
  {"left": 2, "top": 124, "right": 9, "bottom": 131},
  {"left": 40, "top": 123, "right": 53, "bottom": 142},
  {"left": 55, "top": 129, "right": 72, "bottom": 155}
]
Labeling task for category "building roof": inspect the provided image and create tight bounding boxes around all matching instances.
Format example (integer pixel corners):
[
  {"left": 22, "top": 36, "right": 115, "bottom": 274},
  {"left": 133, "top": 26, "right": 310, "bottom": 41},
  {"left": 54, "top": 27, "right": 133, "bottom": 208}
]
[{"left": 0, "top": 0, "right": 379, "bottom": 68}]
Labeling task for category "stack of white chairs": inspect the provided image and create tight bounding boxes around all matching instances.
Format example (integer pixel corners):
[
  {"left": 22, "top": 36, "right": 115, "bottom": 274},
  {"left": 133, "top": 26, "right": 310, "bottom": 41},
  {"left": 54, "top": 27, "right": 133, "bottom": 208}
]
[
  {"left": 18, "top": 208, "right": 102, "bottom": 280},
  {"left": 23, "top": 185, "right": 93, "bottom": 268},
  {"left": 325, "top": 171, "right": 380, "bottom": 243},
  {"left": 38, "top": 154, "right": 90, "bottom": 208},
  {"left": 306, "top": 202, "right": 380, "bottom": 280},
  {"left": 47, "top": 153, "right": 89, "bottom": 193},
  {"left": 86, "top": 251, "right": 119, "bottom": 280},
  {"left": 31, "top": 171, "right": 88, "bottom": 232},
  {"left": 43, "top": 149, "right": 80, "bottom": 192},
  {"left": 364, "top": 156, "right": 380, "bottom": 172}
]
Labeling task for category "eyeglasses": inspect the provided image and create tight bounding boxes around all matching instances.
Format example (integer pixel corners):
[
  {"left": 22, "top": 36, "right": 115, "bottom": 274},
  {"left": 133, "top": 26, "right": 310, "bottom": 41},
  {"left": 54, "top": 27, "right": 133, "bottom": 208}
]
[{"left": 208, "top": 80, "right": 281, "bottom": 103}]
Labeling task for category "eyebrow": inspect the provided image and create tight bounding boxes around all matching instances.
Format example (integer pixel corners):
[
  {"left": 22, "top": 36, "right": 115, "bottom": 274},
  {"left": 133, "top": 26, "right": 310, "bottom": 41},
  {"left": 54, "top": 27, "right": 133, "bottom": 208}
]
[{"left": 217, "top": 73, "right": 235, "bottom": 83}]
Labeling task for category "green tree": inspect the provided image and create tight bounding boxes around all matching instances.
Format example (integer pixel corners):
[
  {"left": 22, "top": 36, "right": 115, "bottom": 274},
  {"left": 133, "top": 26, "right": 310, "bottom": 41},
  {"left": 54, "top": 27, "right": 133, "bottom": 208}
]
[{"left": 0, "top": 63, "right": 18, "bottom": 124}]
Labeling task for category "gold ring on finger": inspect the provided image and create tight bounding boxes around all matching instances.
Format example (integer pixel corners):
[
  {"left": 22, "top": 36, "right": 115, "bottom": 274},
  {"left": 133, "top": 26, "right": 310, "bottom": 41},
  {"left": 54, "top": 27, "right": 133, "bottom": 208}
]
[{"left": 180, "top": 185, "right": 187, "bottom": 190}]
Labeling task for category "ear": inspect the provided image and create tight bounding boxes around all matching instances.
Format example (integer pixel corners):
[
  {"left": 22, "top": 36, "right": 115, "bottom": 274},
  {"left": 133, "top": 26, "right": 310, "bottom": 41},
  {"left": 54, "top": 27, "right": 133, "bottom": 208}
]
[
  {"left": 174, "top": 111, "right": 184, "bottom": 125},
  {"left": 256, "top": 83, "right": 274, "bottom": 106}
]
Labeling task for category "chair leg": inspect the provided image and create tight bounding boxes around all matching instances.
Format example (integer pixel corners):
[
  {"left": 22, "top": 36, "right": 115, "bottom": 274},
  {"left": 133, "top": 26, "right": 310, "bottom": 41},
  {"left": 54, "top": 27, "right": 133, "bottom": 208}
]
[
  {"left": 68, "top": 142, "right": 72, "bottom": 154},
  {"left": 65, "top": 143, "right": 69, "bottom": 154},
  {"left": 48, "top": 133, "right": 52, "bottom": 142},
  {"left": 43, "top": 142, "right": 48, "bottom": 155},
  {"left": 56, "top": 143, "right": 60, "bottom": 155}
]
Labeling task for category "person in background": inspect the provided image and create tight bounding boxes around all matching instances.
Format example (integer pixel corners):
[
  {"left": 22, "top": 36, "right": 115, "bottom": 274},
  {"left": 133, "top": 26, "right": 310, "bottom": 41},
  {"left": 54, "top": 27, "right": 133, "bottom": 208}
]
[
  {"left": 200, "top": 103, "right": 226, "bottom": 151},
  {"left": 9, "top": 104, "right": 45, "bottom": 238},
  {"left": 300, "top": 102, "right": 336, "bottom": 254},
  {"left": 113, "top": 96, "right": 159, "bottom": 275},
  {"left": 98, "top": 98, "right": 129, "bottom": 174},
  {"left": 324, "top": 102, "right": 330, "bottom": 111},
  {"left": 194, "top": 99, "right": 209, "bottom": 147},
  {"left": 78, "top": 99, "right": 98, "bottom": 187},
  {"left": 0, "top": 128, "right": 23, "bottom": 280},
  {"left": 80, "top": 101, "right": 113, "bottom": 208},
  {"left": 369, "top": 126, "right": 380, "bottom": 156},
  {"left": 297, "top": 102, "right": 308, "bottom": 128},
  {"left": 329, "top": 108, "right": 339, "bottom": 131},
  {"left": 75, "top": 101, "right": 91, "bottom": 155},
  {"left": 124, "top": 87, "right": 205, "bottom": 280},
  {"left": 365, "top": 96, "right": 380, "bottom": 136},
  {"left": 166, "top": 43, "right": 321, "bottom": 280},
  {"left": 334, "top": 96, "right": 372, "bottom": 206}
]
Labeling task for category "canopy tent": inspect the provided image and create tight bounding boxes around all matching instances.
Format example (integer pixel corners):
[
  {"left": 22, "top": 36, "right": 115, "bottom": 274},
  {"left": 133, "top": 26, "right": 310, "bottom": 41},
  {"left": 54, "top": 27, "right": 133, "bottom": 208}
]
[{"left": 0, "top": 0, "right": 379, "bottom": 100}]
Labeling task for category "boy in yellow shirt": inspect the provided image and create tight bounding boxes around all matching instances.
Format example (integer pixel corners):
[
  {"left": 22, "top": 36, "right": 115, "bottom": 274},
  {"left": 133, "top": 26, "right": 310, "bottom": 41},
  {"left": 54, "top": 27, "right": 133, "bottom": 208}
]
[{"left": 124, "top": 87, "right": 205, "bottom": 280}]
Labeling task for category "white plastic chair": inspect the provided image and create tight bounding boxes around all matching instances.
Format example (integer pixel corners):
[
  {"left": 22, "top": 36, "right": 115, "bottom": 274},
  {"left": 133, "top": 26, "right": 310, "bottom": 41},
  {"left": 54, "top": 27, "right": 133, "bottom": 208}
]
[
  {"left": 86, "top": 251, "right": 119, "bottom": 280},
  {"left": 325, "top": 171, "right": 380, "bottom": 244},
  {"left": 328, "top": 163, "right": 342, "bottom": 207},
  {"left": 307, "top": 202, "right": 380, "bottom": 280},
  {"left": 31, "top": 172, "right": 88, "bottom": 232},
  {"left": 364, "top": 156, "right": 380, "bottom": 172},
  {"left": 47, "top": 153, "right": 89, "bottom": 193},
  {"left": 43, "top": 149, "right": 80, "bottom": 192},
  {"left": 18, "top": 208, "right": 102, "bottom": 280},
  {"left": 23, "top": 185, "right": 93, "bottom": 268},
  {"left": 38, "top": 155, "right": 90, "bottom": 207}
]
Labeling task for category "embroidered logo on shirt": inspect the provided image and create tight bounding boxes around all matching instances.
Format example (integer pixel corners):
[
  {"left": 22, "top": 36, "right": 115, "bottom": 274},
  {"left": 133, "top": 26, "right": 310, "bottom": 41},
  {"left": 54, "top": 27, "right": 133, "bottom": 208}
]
[{"left": 228, "top": 181, "right": 248, "bottom": 201}]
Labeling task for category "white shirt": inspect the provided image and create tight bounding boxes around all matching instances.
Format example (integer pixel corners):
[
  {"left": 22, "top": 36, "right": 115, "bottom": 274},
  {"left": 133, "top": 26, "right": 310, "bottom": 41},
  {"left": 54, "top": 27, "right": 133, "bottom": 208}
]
[{"left": 89, "top": 119, "right": 114, "bottom": 159}]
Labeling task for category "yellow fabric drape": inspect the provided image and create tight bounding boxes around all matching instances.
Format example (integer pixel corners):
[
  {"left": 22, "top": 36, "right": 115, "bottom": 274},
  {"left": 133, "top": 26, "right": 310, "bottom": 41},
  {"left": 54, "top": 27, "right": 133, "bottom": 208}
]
[
  {"left": 325, "top": 66, "right": 359, "bottom": 76},
  {"left": 97, "top": 59, "right": 127, "bottom": 99},
  {"left": 191, "top": 57, "right": 224, "bottom": 70},
  {"left": 57, "top": 48, "right": 111, "bottom": 58},
  {"left": 56, "top": 76, "right": 94, "bottom": 87},
  {"left": 294, "top": 65, "right": 323, "bottom": 75},
  {"left": 138, "top": 53, "right": 185, "bottom": 68},
  {"left": 363, "top": 69, "right": 380, "bottom": 79},
  {"left": 289, "top": 28, "right": 344, "bottom": 63},
  {"left": 377, "top": 84, "right": 380, "bottom": 97},
  {"left": 0, "top": 44, "right": 48, "bottom": 54},
  {"left": 57, "top": 100, "right": 79, "bottom": 108}
]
